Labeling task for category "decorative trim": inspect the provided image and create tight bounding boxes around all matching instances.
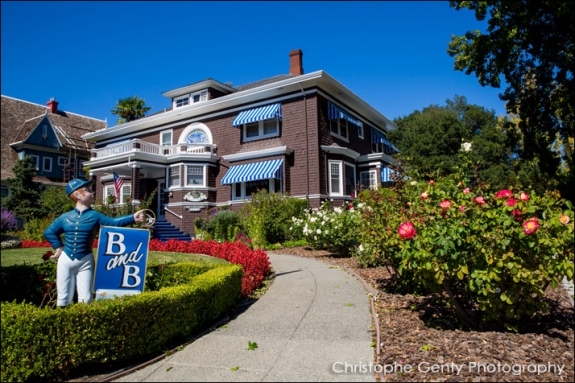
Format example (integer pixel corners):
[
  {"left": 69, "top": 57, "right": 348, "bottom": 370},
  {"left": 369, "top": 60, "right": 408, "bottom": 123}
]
[
  {"left": 321, "top": 145, "right": 360, "bottom": 160},
  {"left": 222, "top": 146, "right": 294, "bottom": 162}
]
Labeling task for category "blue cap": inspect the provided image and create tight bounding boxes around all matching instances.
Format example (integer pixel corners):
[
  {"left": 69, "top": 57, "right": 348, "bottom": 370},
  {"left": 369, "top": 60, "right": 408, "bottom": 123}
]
[{"left": 66, "top": 178, "right": 95, "bottom": 196}]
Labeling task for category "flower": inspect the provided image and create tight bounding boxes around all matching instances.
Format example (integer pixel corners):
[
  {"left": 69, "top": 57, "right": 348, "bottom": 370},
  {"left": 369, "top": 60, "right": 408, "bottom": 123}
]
[
  {"left": 512, "top": 209, "right": 522, "bottom": 221},
  {"left": 523, "top": 217, "right": 539, "bottom": 235},
  {"left": 506, "top": 198, "right": 517, "bottom": 207},
  {"left": 461, "top": 142, "right": 472, "bottom": 152},
  {"left": 474, "top": 196, "right": 486, "bottom": 205},
  {"left": 316, "top": 229, "right": 322, "bottom": 235},
  {"left": 429, "top": 180, "right": 435, "bottom": 186},
  {"left": 398, "top": 222, "right": 416, "bottom": 239},
  {"left": 559, "top": 214, "right": 571, "bottom": 225},
  {"left": 495, "top": 189, "right": 512, "bottom": 199},
  {"left": 463, "top": 188, "right": 470, "bottom": 194},
  {"left": 439, "top": 200, "right": 452, "bottom": 209},
  {"left": 421, "top": 191, "right": 429, "bottom": 201},
  {"left": 410, "top": 181, "right": 417, "bottom": 186},
  {"left": 518, "top": 192, "right": 529, "bottom": 201},
  {"left": 459, "top": 205, "right": 466, "bottom": 212}
]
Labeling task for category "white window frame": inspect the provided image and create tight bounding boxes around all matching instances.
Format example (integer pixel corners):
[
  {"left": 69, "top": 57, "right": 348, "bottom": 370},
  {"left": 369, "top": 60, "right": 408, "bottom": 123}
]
[
  {"left": 29, "top": 155, "right": 40, "bottom": 170},
  {"left": 42, "top": 124, "right": 48, "bottom": 139},
  {"left": 357, "top": 125, "right": 364, "bottom": 139},
  {"left": 328, "top": 160, "right": 343, "bottom": 196},
  {"left": 104, "top": 185, "right": 115, "bottom": 204},
  {"left": 232, "top": 178, "right": 281, "bottom": 201},
  {"left": 185, "top": 165, "right": 205, "bottom": 187},
  {"left": 329, "top": 119, "right": 349, "bottom": 142},
  {"left": 191, "top": 90, "right": 208, "bottom": 104},
  {"left": 360, "top": 170, "right": 377, "bottom": 190},
  {"left": 242, "top": 119, "right": 280, "bottom": 142},
  {"left": 169, "top": 165, "right": 181, "bottom": 188},
  {"left": 121, "top": 185, "right": 131, "bottom": 204},
  {"left": 160, "top": 130, "right": 173, "bottom": 146},
  {"left": 42, "top": 157, "right": 53, "bottom": 172},
  {"left": 174, "top": 95, "right": 189, "bottom": 108}
]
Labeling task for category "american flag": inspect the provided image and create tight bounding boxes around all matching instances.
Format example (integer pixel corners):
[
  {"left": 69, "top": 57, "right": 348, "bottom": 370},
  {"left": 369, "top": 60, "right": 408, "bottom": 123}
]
[{"left": 113, "top": 172, "right": 124, "bottom": 202}]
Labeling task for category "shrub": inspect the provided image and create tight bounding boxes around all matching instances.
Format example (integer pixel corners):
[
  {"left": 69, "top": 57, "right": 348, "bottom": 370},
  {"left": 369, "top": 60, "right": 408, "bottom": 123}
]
[
  {"left": 355, "top": 167, "right": 574, "bottom": 330},
  {"left": 239, "top": 190, "right": 308, "bottom": 248},
  {"left": 291, "top": 200, "right": 362, "bottom": 255},
  {"left": 14, "top": 214, "right": 57, "bottom": 242},
  {"left": 1, "top": 208, "right": 17, "bottom": 235}
]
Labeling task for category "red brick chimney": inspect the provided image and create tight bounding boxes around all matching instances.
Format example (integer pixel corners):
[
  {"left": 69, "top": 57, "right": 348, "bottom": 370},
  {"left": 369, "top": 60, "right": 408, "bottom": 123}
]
[
  {"left": 289, "top": 49, "right": 304, "bottom": 75},
  {"left": 47, "top": 98, "right": 59, "bottom": 113}
]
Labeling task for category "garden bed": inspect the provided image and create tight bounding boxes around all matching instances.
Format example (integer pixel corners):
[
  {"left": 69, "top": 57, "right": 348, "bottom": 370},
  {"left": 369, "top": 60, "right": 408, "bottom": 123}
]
[{"left": 270, "top": 246, "right": 574, "bottom": 382}]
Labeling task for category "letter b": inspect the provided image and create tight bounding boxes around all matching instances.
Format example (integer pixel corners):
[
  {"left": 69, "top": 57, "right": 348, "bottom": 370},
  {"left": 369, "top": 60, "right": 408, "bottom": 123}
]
[
  {"left": 105, "top": 232, "right": 126, "bottom": 255},
  {"left": 122, "top": 265, "right": 141, "bottom": 288}
]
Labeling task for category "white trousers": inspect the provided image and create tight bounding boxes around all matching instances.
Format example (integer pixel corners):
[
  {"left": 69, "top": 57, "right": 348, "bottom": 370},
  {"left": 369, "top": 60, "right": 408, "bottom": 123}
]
[{"left": 56, "top": 252, "right": 94, "bottom": 306}]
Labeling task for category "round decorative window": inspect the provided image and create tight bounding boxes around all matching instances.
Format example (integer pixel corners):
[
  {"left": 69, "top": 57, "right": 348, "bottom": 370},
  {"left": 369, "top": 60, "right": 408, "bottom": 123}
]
[{"left": 186, "top": 130, "right": 208, "bottom": 144}]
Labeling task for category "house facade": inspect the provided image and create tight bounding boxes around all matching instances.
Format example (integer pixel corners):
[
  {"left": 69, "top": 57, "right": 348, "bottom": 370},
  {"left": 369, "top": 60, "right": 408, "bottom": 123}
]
[
  {"left": 1, "top": 95, "right": 108, "bottom": 198},
  {"left": 82, "top": 49, "right": 399, "bottom": 237}
]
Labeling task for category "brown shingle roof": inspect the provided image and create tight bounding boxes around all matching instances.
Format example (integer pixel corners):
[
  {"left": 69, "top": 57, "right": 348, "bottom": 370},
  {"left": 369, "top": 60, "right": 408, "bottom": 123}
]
[{"left": 1, "top": 95, "right": 107, "bottom": 182}]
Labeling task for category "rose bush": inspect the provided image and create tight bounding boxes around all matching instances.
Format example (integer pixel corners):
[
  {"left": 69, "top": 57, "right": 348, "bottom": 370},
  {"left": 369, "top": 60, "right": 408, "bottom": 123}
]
[
  {"left": 290, "top": 200, "right": 362, "bottom": 255},
  {"left": 355, "top": 170, "right": 574, "bottom": 330}
]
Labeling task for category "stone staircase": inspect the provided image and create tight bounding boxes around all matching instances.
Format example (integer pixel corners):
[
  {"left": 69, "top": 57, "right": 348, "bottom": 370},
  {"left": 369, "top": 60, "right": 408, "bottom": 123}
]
[{"left": 152, "top": 217, "right": 192, "bottom": 242}]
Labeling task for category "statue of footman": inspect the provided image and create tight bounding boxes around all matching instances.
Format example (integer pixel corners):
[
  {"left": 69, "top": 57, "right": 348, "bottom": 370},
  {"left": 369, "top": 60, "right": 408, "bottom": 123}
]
[{"left": 44, "top": 178, "right": 145, "bottom": 307}]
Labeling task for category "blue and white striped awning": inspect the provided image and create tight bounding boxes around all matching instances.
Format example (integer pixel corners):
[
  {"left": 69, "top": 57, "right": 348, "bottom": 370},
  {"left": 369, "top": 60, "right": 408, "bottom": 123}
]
[
  {"left": 328, "top": 101, "right": 363, "bottom": 128},
  {"left": 372, "top": 129, "right": 400, "bottom": 155},
  {"left": 231, "top": 103, "right": 282, "bottom": 127},
  {"left": 382, "top": 166, "right": 394, "bottom": 182},
  {"left": 221, "top": 159, "right": 283, "bottom": 185}
]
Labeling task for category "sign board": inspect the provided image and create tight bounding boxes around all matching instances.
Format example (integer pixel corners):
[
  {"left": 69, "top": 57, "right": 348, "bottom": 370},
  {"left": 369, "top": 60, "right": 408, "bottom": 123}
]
[{"left": 93, "top": 226, "right": 150, "bottom": 301}]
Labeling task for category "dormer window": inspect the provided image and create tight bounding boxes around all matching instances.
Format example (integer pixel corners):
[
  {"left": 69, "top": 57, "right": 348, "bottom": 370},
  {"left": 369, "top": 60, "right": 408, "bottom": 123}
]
[{"left": 174, "top": 90, "right": 208, "bottom": 109}]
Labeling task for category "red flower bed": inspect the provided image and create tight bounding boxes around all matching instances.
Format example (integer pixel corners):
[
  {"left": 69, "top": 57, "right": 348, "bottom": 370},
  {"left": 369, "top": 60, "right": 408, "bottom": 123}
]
[
  {"left": 149, "top": 239, "right": 271, "bottom": 297},
  {"left": 21, "top": 239, "right": 270, "bottom": 297}
]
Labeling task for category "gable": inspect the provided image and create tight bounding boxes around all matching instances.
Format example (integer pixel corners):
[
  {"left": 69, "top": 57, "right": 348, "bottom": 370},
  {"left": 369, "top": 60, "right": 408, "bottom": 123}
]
[{"left": 23, "top": 115, "right": 63, "bottom": 149}]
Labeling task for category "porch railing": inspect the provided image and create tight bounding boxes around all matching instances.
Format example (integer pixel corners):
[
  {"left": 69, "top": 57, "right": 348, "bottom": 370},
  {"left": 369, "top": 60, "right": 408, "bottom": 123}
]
[{"left": 91, "top": 139, "right": 216, "bottom": 159}]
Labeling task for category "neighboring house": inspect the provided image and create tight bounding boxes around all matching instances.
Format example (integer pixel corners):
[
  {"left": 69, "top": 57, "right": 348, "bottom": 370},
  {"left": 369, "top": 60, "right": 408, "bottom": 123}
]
[
  {"left": 82, "top": 49, "right": 399, "bottom": 236},
  {"left": 1, "top": 95, "right": 108, "bottom": 197}
]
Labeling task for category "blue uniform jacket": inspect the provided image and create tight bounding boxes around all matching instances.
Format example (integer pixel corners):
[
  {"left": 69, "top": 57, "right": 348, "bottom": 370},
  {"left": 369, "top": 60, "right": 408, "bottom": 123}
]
[{"left": 44, "top": 207, "right": 135, "bottom": 260}]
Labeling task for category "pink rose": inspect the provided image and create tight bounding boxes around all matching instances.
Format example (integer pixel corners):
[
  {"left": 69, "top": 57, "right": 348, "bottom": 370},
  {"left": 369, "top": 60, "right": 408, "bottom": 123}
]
[
  {"left": 463, "top": 188, "right": 470, "bottom": 194},
  {"left": 421, "top": 191, "right": 429, "bottom": 201},
  {"left": 459, "top": 205, "right": 466, "bottom": 212},
  {"left": 518, "top": 192, "right": 529, "bottom": 201},
  {"left": 429, "top": 180, "right": 435, "bottom": 186},
  {"left": 495, "top": 189, "right": 512, "bottom": 199},
  {"left": 474, "top": 196, "right": 486, "bottom": 205},
  {"left": 506, "top": 198, "right": 517, "bottom": 207},
  {"left": 523, "top": 217, "right": 539, "bottom": 235},
  {"left": 398, "top": 222, "right": 416, "bottom": 239},
  {"left": 439, "top": 200, "right": 452, "bottom": 209}
]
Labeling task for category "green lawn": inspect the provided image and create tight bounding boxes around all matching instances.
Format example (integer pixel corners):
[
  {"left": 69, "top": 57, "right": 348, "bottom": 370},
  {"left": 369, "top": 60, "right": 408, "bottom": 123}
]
[{"left": 0, "top": 247, "right": 228, "bottom": 267}]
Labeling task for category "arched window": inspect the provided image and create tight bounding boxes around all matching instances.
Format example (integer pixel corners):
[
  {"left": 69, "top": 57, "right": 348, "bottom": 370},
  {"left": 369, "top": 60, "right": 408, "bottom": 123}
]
[{"left": 179, "top": 123, "right": 213, "bottom": 145}]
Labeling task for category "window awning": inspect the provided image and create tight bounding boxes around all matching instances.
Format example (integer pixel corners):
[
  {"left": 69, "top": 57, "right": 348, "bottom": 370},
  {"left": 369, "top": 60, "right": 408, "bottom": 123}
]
[
  {"left": 328, "top": 101, "right": 363, "bottom": 128},
  {"left": 221, "top": 159, "right": 283, "bottom": 185},
  {"left": 371, "top": 129, "right": 400, "bottom": 154},
  {"left": 231, "top": 103, "right": 282, "bottom": 127},
  {"left": 382, "top": 166, "right": 394, "bottom": 182}
]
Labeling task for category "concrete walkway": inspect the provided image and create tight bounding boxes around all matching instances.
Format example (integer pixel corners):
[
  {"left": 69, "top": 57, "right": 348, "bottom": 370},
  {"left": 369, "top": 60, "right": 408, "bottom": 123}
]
[{"left": 115, "top": 253, "right": 376, "bottom": 382}]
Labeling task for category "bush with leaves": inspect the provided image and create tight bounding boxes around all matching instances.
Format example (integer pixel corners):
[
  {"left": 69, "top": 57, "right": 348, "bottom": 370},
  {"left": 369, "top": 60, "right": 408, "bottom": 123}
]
[
  {"left": 356, "top": 156, "right": 574, "bottom": 330},
  {"left": 239, "top": 190, "right": 308, "bottom": 249},
  {"left": 291, "top": 200, "right": 362, "bottom": 255}
]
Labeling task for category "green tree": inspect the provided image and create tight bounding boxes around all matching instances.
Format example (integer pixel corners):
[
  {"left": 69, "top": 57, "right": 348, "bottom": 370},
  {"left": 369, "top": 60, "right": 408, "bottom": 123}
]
[
  {"left": 110, "top": 96, "right": 152, "bottom": 125},
  {"left": 40, "top": 186, "right": 74, "bottom": 216},
  {"left": 447, "top": 1, "right": 574, "bottom": 198},
  {"left": 389, "top": 96, "right": 517, "bottom": 189},
  {"left": 3, "top": 157, "right": 47, "bottom": 219}
]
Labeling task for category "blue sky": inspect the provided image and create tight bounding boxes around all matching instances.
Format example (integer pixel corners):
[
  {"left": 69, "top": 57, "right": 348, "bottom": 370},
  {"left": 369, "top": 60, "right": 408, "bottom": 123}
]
[{"left": 1, "top": 1, "right": 507, "bottom": 125}]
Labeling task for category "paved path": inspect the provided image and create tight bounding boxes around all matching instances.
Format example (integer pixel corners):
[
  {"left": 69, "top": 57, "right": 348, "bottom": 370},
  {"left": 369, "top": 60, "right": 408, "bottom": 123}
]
[{"left": 115, "top": 253, "right": 376, "bottom": 382}]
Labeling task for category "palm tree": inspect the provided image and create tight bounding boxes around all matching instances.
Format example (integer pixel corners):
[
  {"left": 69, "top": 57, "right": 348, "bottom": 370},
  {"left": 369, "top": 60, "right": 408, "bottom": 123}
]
[{"left": 110, "top": 96, "right": 152, "bottom": 125}]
